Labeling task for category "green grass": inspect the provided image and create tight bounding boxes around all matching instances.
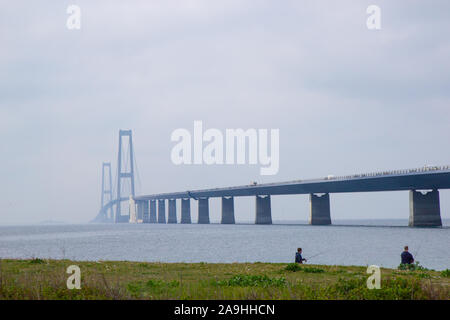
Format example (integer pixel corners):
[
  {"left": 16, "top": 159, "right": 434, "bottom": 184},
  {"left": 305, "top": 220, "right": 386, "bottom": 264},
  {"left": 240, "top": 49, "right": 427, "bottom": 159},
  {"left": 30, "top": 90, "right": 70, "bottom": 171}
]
[
  {"left": 0, "top": 259, "right": 448, "bottom": 300},
  {"left": 215, "top": 275, "right": 287, "bottom": 287}
]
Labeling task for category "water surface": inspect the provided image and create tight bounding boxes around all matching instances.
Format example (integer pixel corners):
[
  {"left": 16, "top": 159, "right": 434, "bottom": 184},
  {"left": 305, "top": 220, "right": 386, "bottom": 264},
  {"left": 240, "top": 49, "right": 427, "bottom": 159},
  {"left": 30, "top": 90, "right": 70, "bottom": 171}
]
[{"left": 0, "top": 221, "right": 448, "bottom": 270}]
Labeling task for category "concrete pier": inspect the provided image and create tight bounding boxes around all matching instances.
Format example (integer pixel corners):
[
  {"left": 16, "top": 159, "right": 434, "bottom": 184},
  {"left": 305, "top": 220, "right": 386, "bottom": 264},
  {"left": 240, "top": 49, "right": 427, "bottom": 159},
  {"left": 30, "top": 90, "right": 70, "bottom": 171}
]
[
  {"left": 129, "top": 197, "right": 137, "bottom": 223},
  {"left": 255, "top": 195, "right": 272, "bottom": 224},
  {"left": 136, "top": 200, "right": 144, "bottom": 221},
  {"left": 181, "top": 198, "right": 191, "bottom": 224},
  {"left": 198, "top": 198, "right": 210, "bottom": 224},
  {"left": 168, "top": 199, "right": 177, "bottom": 223},
  {"left": 409, "top": 190, "right": 442, "bottom": 227},
  {"left": 142, "top": 200, "right": 149, "bottom": 223},
  {"left": 221, "top": 196, "right": 235, "bottom": 224},
  {"left": 149, "top": 200, "right": 157, "bottom": 223},
  {"left": 157, "top": 199, "right": 166, "bottom": 223},
  {"left": 309, "top": 193, "right": 331, "bottom": 225}
]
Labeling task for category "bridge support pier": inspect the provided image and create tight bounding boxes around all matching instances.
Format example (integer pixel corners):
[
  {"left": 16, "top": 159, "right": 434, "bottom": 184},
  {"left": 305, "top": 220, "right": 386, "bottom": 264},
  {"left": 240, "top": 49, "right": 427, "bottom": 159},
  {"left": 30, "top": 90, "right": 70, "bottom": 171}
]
[
  {"left": 135, "top": 200, "right": 143, "bottom": 222},
  {"left": 168, "top": 199, "right": 177, "bottom": 223},
  {"left": 255, "top": 195, "right": 272, "bottom": 224},
  {"left": 142, "top": 200, "right": 149, "bottom": 223},
  {"left": 136, "top": 200, "right": 146, "bottom": 222},
  {"left": 309, "top": 193, "right": 331, "bottom": 225},
  {"left": 181, "top": 199, "right": 191, "bottom": 224},
  {"left": 149, "top": 200, "right": 157, "bottom": 223},
  {"left": 198, "top": 198, "right": 210, "bottom": 224},
  {"left": 409, "top": 190, "right": 442, "bottom": 227},
  {"left": 221, "top": 197, "right": 235, "bottom": 224},
  {"left": 158, "top": 200, "right": 166, "bottom": 223}
]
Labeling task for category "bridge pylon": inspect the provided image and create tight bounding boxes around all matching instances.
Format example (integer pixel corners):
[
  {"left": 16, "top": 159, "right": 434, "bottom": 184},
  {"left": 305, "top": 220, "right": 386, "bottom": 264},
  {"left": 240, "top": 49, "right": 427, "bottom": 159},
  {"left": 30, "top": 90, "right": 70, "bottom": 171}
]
[
  {"left": 115, "top": 130, "right": 136, "bottom": 223},
  {"left": 100, "top": 162, "right": 114, "bottom": 222}
]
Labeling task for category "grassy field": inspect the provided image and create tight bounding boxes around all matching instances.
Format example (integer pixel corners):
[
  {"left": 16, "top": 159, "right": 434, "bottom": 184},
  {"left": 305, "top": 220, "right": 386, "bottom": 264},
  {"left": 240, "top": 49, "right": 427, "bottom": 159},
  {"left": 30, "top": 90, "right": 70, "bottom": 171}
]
[{"left": 0, "top": 259, "right": 448, "bottom": 300}]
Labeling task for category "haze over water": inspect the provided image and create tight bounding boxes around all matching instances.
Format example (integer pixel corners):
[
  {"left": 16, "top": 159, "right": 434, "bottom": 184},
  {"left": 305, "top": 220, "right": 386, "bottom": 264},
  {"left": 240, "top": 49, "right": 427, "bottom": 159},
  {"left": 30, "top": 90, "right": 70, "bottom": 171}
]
[{"left": 0, "top": 221, "right": 448, "bottom": 270}]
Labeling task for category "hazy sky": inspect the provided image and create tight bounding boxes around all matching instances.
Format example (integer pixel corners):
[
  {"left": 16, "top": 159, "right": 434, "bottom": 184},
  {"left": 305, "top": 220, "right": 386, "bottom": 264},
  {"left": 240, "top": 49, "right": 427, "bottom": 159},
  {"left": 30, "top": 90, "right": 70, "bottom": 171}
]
[{"left": 1, "top": 1, "right": 449, "bottom": 224}]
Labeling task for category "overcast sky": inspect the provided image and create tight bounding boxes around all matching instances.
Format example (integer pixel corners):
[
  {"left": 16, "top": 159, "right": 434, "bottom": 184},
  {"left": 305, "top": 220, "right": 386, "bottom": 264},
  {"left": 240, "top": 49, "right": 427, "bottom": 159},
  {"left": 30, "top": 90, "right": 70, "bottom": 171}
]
[{"left": 1, "top": 0, "right": 449, "bottom": 224}]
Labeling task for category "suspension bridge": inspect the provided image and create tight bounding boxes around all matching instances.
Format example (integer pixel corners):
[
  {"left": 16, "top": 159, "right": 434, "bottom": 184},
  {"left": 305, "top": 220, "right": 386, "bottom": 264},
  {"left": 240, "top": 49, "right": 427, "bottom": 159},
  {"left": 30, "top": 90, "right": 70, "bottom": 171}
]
[{"left": 93, "top": 130, "right": 450, "bottom": 227}]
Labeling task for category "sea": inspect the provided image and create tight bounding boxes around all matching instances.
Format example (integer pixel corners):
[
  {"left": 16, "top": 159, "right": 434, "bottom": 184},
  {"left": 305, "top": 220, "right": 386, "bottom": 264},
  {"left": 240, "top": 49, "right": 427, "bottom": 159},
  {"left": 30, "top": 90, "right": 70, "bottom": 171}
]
[{"left": 0, "top": 220, "right": 449, "bottom": 270}]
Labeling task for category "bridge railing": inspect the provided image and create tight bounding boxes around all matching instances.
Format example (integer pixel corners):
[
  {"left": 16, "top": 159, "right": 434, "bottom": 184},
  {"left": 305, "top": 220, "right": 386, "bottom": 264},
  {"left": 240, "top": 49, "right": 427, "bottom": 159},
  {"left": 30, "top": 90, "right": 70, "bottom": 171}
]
[{"left": 325, "top": 165, "right": 450, "bottom": 181}]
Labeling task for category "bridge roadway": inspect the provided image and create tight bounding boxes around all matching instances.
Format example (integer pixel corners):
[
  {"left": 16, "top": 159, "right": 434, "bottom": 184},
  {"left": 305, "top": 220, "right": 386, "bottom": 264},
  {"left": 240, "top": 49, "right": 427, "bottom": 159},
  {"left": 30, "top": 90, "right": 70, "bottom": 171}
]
[
  {"left": 105, "top": 167, "right": 450, "bottom": 227},
  {"left": 134, "top": 168, "right": 450, "bottom": 200}
]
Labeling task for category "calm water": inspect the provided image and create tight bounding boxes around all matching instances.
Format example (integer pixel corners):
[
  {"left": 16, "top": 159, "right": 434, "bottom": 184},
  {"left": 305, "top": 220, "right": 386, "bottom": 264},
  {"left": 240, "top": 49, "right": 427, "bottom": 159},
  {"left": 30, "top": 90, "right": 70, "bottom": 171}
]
[{"left": 0, "top": 221, "right": 449, "bottom": 270}]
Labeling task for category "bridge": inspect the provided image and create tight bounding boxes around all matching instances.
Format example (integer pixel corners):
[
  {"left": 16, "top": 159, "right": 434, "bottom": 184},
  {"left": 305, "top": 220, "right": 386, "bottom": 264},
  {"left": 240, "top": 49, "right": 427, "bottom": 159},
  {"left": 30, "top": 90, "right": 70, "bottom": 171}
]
[{"left": 93, "top": 130, "right": 450, "bottom": 227}]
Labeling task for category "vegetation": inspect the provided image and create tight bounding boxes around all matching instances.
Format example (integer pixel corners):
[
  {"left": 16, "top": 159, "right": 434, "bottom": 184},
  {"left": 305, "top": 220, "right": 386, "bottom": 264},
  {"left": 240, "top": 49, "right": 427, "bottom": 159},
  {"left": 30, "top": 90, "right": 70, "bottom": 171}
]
[
  {"left": 215, "top": 275, "right": 287, "bottom": 287},
  {"left": 441, "top": 269, "right": 450, "bottom": 278},
  {"left": 0, "top": 259, "right": 448, "bottom": 300},
  {"left": 28, "top": 258, "right": 45, "bottom": 264},
  {"left": 398, "top": 261, "right": 428, "bottom": 271},
  {"left": 285, "top": 263, "right": 325, "bottom": 273}
]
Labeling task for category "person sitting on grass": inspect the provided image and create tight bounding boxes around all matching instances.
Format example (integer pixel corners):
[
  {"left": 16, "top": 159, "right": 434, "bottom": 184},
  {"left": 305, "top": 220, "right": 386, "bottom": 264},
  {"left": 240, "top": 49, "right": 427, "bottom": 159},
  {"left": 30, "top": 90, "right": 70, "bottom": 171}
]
[
  {"left": 295, "top": 248, "right": 307, "bottom": 264},
  {"left": 401, "top": 246, "right": 414, "bottom": 265}
]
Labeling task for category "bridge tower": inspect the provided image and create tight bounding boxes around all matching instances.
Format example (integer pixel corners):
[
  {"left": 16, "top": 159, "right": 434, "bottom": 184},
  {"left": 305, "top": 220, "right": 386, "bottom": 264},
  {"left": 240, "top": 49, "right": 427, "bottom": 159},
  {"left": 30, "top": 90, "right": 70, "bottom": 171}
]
[
  {"left": 115, "top": 130, "right": 136, "bottom": 223},
  {"left": 100, "top": 162, "right": 113, "bottom": 221}
]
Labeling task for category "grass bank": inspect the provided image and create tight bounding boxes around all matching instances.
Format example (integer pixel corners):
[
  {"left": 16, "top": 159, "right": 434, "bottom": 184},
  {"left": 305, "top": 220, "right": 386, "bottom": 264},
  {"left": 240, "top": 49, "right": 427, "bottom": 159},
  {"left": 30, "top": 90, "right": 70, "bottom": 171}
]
[{"left": 0, "top": 259, "right": 448, "bottom": 300}]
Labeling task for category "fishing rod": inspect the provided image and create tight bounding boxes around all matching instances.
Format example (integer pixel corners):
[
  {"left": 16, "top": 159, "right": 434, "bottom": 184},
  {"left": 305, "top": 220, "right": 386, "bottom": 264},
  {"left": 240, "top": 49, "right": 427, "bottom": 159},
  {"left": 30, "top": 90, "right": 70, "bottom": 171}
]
[
  {"left": 305, "top": 250, "right": 326, "bottom": 261},
  {"left": 412, "top": 241, "right": 423, "bottom": 261}
]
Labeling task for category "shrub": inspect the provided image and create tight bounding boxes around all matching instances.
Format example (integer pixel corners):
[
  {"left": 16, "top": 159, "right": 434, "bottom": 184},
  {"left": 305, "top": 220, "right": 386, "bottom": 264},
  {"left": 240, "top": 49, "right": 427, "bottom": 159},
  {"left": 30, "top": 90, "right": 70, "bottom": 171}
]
[
  {"left": 301, "top": 267, "right": 325, "bottom": 273},
  {"left": 29, "top": 258, "right": 45, "bottom": 264},
  {"left": 330, "top": 277, "right": 426, "bottom": 299},
  {"left": 285, "top": 264, "right": 325, "bottom": 273},
  {"left": 137, "top": 263, "right": 152, "bottom": 269},
  {"left": 417, "top": 273, "right": 431, "bottom": 279},
  {"left": 285, "top": 263, "right": 302, "bottom": 272},
  {"left": 398, "top": 262, "right": 428, "bottom": 271},
  {"left": 441, "top": 269, "right": 450, "bottom": 277}
]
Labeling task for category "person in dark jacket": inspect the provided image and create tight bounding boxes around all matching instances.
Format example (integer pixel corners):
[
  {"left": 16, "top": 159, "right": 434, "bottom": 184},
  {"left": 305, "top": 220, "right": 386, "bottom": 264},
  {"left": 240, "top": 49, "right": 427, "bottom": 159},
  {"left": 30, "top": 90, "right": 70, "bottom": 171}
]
[
  {"left": 295, "top": 248, "right": 307, "bottom": 264},
  {"left": 401, "top": 246, "right": 414, "bottom": 265}
]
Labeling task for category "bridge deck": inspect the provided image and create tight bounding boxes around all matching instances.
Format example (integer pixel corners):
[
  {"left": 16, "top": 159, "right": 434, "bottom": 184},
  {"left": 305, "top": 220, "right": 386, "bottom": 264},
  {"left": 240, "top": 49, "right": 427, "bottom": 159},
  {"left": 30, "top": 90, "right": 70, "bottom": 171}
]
[{"left": 134, "top": 167, "right": 450, "bottom": 201}]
